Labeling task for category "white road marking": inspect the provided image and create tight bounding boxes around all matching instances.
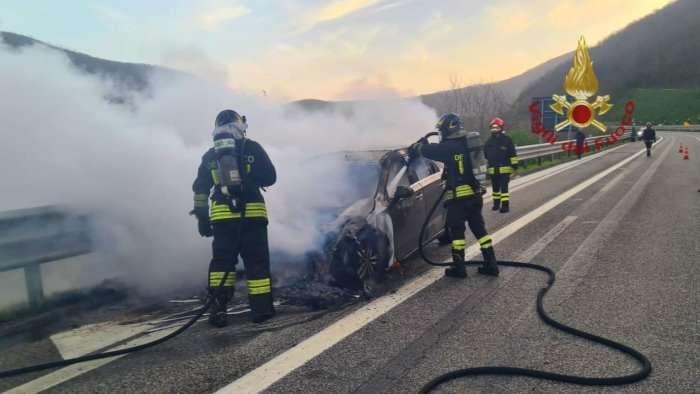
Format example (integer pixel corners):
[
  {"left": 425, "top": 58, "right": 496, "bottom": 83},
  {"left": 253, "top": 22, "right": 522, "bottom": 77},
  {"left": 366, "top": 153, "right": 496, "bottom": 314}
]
[
  {"left": 518, "top": 216, "right": 578, "bottom": 263},
  {"left": 218, "top": 140, "right": 662, "bottom": 394},
  {"left": 50, "top": 322, "right": 152, "bottom": 360},
  {"left": 510, "top": 167, "right": 637, "bottom": 326},
  {"left": 5, "top": 326, "right": 180, "bottom": 394},
  {"left": 555, "top": 138, "right": 673, "bottom": 285}
]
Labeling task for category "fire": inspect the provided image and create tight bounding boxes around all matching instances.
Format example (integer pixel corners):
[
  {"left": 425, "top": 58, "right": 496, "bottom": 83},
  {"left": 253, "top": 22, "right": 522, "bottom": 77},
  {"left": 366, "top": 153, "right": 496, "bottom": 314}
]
[{"left": 564, "top": 36, "right": 598, "bottom": 99}]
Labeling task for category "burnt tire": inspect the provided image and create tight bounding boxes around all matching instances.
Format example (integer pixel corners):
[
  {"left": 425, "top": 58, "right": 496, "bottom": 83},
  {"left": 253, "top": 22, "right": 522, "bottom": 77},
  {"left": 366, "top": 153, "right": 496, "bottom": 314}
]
[
  {"left": 355, "top": 227, "right": 390, "bottom": 286},
  {"left": 328, "top": 226, "right": 390, "bottom": 293}
]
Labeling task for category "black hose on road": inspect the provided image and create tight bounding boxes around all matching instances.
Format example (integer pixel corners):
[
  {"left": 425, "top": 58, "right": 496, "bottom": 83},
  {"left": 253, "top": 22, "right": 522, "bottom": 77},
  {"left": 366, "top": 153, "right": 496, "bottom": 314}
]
[
  {"left": 419, "top": 260, "right": 652, "bottom": 393},
  {"left": 417, "top": 186, "right": 652, "bottom": 392}
]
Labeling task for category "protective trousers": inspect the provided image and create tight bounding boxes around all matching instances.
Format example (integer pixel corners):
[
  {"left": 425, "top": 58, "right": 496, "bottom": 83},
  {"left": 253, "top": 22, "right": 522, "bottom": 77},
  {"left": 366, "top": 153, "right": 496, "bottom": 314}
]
[
  {"left": 644, "top": 140, "right": 653, "bottom": 156},
  {"left": 491, "top": 174, "right": 510, "bottom": 208},
  {"left": 445, "top": 197, "right": 495, "bottom": 264},
  {"left": 209, "top": 220, "right": 274, "bottom": 320}
]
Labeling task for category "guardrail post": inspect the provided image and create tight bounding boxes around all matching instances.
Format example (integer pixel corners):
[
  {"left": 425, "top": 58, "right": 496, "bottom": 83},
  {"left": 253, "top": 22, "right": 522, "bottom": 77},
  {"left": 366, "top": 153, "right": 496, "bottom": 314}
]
[{"left": 24, "top": 264, "right": 45, "bottom": 309}]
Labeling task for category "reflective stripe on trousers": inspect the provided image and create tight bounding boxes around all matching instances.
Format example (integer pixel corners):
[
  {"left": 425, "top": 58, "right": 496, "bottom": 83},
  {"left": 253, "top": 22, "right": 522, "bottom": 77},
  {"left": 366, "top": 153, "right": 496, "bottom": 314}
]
[
  {"left": 210, "top": 271, "right": 235, "bottom": 287},
  {"left": 247, "top": 278, "right": 271, "bottom": 295},
  {"left": 210, "top": 201, "right": 268, "bottom": 221},
  {"left": 478, "top": 235, "right": 493, "bottom": 249},
  {"left": 488, "top": 166, "right": 513, "bottom": 174}
]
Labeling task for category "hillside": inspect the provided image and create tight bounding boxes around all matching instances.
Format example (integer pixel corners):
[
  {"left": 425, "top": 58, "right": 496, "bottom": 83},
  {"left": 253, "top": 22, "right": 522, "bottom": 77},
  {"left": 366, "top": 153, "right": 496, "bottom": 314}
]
[
  {"left": 514, "top": 0, "right": 700, "bottom": 126},
  {"left": 419, "top": 51, "right": 571, "bottom": 108},
  {"left": 0, "top": 31, "right": 177, "bottom": 92},
  {"left": 608, "top": 88, "right": 700, "bottom": 125}
]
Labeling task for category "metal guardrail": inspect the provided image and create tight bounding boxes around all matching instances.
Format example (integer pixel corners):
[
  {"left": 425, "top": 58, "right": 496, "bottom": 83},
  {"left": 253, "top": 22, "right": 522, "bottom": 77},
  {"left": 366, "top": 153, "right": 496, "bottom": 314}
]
[
  {"left": 515, "top": 132, "right": 632, "bottom": 161},
  {"left": 0, "top": 206, "right": 91, "bottom": 308},
  {"left": 620, "top": 125, "right": 700, "bottom": 132}
]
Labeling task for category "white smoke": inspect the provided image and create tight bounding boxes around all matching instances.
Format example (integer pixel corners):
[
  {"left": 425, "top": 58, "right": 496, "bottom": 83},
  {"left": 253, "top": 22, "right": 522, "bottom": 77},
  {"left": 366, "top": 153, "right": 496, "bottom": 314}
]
[{"left": 0, "top": 42, "right": 437, "bottom": 299}]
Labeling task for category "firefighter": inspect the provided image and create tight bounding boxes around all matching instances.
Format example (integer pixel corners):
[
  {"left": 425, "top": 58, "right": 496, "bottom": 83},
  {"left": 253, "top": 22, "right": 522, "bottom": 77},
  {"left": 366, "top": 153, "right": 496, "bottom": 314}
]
[
  {"left": 484, "top": 118, "right": 518, "bottom": 213},
  {"left": 409, "top": 113, "right": 499, "bottom": 278},
  {"left": 642, "top": 122, "right": 656, "bottom": 157},
  {"left": 192, "top": 109, "right": 277, "bottom": 327},
  {"left": 575, "top": 129, "right": 586, "bottom": 160}
]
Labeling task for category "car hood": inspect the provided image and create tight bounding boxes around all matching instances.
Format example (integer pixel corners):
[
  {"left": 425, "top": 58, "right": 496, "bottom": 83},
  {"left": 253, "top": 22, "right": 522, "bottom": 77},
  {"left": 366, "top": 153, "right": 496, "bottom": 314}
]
[{"left": 320, "top": 197, "right": 375, "bottom": 234}]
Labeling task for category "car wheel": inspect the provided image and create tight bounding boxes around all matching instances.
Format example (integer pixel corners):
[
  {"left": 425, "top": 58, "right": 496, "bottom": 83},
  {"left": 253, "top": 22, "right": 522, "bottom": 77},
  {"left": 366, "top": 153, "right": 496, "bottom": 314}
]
[{"left": 355, "top": 227, "right": 390, "bottom": 287}]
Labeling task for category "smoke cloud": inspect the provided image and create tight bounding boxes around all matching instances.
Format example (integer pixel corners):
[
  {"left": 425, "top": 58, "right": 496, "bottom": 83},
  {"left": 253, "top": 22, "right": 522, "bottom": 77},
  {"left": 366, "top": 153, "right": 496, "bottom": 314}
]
[{"left": 0, "top": 42, "right": 437, "bottom": 300}]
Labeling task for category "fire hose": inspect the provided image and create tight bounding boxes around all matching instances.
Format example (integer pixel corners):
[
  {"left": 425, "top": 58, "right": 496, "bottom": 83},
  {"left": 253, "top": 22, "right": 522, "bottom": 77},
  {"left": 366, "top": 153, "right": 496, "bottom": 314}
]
[{"left": 416, "top": 160, "right": 652, "bottom": 392}]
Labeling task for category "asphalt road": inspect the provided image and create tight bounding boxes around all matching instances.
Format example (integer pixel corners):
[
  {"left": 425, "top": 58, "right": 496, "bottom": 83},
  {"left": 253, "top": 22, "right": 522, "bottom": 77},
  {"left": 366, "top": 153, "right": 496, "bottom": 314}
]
[{"left": 1, "top": 132, "right": 698, "bottom": 394}]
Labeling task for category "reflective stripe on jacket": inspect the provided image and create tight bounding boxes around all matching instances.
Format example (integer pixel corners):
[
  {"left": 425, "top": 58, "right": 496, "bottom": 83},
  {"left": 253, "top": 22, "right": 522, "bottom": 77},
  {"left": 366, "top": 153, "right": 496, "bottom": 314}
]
[
  {"left": 192, "top": 139, "right": 276, "bottom": 222},
  {"left": 484, "top": 134, "right": 518, "bottom": 175}
]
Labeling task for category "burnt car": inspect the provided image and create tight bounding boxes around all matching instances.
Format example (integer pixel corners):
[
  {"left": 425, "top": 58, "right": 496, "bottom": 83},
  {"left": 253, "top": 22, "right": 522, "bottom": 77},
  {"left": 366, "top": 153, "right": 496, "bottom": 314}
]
[{"left": 306, "top": 149, "right": 450, "bottom": 292}]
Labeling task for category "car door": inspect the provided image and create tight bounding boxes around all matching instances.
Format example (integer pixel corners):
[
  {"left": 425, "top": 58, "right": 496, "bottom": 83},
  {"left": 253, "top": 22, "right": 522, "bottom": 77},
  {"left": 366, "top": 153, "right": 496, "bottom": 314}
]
[
  {"left": 385, "top": 158, "right": 426, "bottom": 260},
  {"left": 408, "top": 158, "right": 445, "bottom": 244},
  {"left": 416, "top": 159, "right": 447, "bottom": 242}
]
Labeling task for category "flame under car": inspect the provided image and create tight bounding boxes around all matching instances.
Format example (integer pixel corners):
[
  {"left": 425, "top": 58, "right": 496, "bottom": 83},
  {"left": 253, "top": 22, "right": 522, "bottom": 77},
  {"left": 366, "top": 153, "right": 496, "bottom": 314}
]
[{"left": 307, "top": 149, "right": 450, "bottom": 293}]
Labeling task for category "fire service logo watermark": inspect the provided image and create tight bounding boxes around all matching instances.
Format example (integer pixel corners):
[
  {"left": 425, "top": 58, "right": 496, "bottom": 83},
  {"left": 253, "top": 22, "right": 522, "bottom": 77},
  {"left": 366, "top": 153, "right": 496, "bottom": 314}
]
[
  {"left": 551, "top": 36, "right": 612, "bottom": 132},
  {"left": 530, "top": 36, "right": 635, "bottom": 153}
]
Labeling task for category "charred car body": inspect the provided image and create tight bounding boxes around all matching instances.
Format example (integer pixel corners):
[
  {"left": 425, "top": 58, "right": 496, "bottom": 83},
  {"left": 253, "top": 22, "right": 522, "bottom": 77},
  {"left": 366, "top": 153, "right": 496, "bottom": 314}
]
[
  {"left": 306, "top": 132, "right": 487, "bottom": 292},
  {"left": 306, "top": 148, "right": 450, "bottom": 292}
]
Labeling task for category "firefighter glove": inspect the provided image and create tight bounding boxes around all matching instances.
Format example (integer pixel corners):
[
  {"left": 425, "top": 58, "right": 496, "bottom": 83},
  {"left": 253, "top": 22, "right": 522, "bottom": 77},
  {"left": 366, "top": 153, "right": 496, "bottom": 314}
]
[
  {"left": 197, "top": 217, "right": 213, "bottom": 237},
  {"left": 191, "top": 206, "right": 209, "bottom": 221},
  {"left": 408, "top": 143, "right": 421, "bottom": 159}
]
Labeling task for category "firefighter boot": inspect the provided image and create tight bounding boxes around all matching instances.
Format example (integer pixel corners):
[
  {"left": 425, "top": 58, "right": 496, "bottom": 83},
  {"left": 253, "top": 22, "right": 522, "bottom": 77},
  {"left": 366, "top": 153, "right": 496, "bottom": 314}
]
[
  {"left": 445, "top": 248, "right": 467, "bottom": 278},
  {"left": 492, "top": 199, "right": 500, "bottom": 211},
  {"left": 477, "top": 247, "right": 500, "bottom": 276},
  {"left": 252, "top": 306, "right": 275, "bottom": 324},
  {"left": 499, "top": 201, "right": 510, "bottom": 213},
  {"left": 207, "top": 288, "right": 232, "bottom": 328}
]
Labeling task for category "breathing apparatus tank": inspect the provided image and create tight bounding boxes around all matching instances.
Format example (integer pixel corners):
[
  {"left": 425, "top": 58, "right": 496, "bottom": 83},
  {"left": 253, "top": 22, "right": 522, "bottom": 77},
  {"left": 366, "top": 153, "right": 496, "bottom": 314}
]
[
  {"left": 213, "top": 130, "right": 243, "bottom": 198},
  {"left": 466, "top": 131, "right": 487, "bottom": 182}
]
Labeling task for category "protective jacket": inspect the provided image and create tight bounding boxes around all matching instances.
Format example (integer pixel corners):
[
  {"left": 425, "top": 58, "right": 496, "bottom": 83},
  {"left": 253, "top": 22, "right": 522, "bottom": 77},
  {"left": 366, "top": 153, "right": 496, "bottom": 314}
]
[
  {"left": 413, "top": 138, "right": 481, "bottom": 203},
  {"left": 642, "top": 127, "right": 656, "bottom": 142},
  {"left": 192, "top": 139, "right": 276, "bottom": 222},
  {"left": 484, "top": 134, "right": 518, "bottom": 175}
]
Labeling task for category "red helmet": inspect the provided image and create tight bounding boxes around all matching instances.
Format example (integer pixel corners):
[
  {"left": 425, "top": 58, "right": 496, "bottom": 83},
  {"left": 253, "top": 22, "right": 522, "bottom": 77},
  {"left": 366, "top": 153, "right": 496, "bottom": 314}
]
[{"left": 490, "top": 117, "right": 505, "bottom": 128}]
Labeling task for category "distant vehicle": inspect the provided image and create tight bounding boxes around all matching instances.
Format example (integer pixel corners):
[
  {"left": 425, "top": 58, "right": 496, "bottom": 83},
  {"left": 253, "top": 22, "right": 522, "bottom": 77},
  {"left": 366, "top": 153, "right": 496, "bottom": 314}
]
[{"left": 305, "top": 149, "right": 449, "bottom": 292}]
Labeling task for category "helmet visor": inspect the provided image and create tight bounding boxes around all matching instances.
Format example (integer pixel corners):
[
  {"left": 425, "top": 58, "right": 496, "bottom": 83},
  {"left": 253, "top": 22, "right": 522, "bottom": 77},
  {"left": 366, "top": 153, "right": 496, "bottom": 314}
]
[{"left": 212, "top": 122, "right": 247, "bottom": 139}]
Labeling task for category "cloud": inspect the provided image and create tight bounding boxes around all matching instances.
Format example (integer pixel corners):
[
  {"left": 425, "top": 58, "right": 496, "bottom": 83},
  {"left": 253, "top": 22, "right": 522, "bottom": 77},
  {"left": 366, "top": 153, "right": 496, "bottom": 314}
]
[
  {"left": 90, "top": 3, "right": 127, "bottom": 21},
  {"left": 374, "top": 0, "right": 415, "bottom": 13},
  {"left": 297, "top": 0, "right": 385, "bottom": 32},
  {"left": 334, "top": 74, "right": 414, "bottom": 100},
  {"left": 161, "top": 45, "right": 228, "bottom": 82},
  {"left": 196, "top": 4, "right": 251, "bottom": 30},
  {"left": 420, "top": 12, "right": 455, "bottom": 36}
]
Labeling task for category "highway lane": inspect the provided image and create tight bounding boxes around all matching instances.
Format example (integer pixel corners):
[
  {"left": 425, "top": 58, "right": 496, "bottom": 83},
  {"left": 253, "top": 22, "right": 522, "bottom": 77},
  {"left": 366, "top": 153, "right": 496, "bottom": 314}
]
[{"left": 2, "top": 133, "right": 697, "bottom": 393}]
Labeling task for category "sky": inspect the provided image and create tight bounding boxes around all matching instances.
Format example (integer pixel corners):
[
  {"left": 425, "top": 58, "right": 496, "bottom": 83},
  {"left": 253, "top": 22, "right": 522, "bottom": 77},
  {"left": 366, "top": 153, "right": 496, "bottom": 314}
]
[{"left": 0, "top": 0, "right": 676, "bottom": 101}]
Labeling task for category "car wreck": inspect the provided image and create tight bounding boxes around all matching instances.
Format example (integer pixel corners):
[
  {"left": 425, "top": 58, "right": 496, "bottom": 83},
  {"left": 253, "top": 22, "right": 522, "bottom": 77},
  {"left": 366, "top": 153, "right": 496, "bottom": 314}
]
[{"left": 306, "top": 149, "right": 450, "bottom": 293}]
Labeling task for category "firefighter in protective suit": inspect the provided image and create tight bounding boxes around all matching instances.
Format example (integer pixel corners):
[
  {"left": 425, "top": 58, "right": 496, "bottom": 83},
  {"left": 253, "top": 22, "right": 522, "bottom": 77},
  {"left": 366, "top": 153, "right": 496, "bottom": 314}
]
[
  {"left": 642, "top": 122, "right": 656, "bottom": 157},
  {"left": 192, "top": 110, "right": 277, "bottom": 327},
  {"left": 409, "top": 113, "right": 499, "bottom": 278},
  {"left": 484, "top": 118, "right": 518, "bottom": 213}
]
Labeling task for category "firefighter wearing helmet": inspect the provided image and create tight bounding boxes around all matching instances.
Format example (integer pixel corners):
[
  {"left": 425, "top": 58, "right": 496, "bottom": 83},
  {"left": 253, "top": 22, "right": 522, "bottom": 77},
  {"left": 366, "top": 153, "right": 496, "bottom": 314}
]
[
  {"left": 641, "top": 122, "right": 656, "bottom": 157},
  {"left": 484, "top": 117, "right": 518, "bottom": 213},
  {"left": 408, "top": 113, "right": 499, "bottom": 278},
  {"left": 191, "top": 109, "right": 277, "bottom": 327}
]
